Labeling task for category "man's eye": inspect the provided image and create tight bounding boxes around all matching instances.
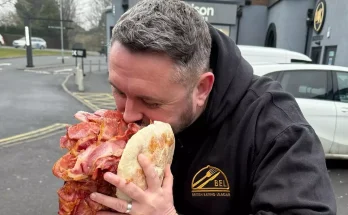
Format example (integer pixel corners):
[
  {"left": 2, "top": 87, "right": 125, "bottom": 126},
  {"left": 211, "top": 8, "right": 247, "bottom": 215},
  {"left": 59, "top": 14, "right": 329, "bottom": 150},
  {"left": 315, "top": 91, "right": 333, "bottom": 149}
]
[
  {"left": 143, "top": 100, "right": 160, "bottom": 109},
  {"left": 118, "top": 91, "right": 126, "bottom": 97},
  {"left": 113, "top": 88, "right": 126, "bottom": 97}
]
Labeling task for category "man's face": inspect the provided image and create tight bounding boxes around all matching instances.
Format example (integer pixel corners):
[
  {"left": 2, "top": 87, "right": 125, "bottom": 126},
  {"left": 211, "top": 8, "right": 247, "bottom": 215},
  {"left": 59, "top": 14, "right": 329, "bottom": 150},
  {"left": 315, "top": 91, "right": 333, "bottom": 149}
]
[{"left": 108, "top": 42, "right": 209, "bottom": 134}]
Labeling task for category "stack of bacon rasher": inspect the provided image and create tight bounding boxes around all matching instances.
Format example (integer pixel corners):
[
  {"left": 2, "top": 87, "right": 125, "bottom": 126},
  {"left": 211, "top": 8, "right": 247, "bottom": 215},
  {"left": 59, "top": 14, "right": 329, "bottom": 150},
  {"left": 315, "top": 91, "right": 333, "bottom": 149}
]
[{"left": 52, "top": 109, "right": 141, "bottom": 215}]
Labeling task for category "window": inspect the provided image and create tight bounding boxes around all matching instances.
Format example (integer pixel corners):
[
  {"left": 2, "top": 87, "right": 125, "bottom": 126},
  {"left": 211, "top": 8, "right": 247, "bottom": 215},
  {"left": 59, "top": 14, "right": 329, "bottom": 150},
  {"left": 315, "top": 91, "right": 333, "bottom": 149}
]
[
  {"left": 280, "top": 70, "right": 329, "bottom": 100},
  {"left": 336, "top": 72, "right": 348, "bottom": 103},
  {"left": 264, "top": 72, "right": 280, "bottom": 81}
]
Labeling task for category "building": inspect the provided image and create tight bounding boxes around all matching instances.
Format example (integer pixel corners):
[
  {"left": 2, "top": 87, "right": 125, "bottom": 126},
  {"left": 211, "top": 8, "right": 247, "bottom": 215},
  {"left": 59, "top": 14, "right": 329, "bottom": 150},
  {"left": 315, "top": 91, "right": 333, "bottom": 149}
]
[{"left": 105, "top": 0, "right": 347, "bottom": 67}]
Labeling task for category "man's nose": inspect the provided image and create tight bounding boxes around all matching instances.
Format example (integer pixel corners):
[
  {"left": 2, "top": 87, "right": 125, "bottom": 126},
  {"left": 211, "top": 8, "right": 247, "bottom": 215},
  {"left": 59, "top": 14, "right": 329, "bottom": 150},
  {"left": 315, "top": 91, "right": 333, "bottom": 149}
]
[{"left": 123, "top": 99, "right": 143, "bottom": 123}]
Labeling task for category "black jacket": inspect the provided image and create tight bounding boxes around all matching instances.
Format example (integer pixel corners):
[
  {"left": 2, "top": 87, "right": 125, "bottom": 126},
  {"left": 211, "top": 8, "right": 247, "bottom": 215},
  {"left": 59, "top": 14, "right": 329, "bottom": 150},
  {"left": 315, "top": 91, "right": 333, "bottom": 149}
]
[{"left": 171, "top": 24, "right": 336, "bottom": 215}]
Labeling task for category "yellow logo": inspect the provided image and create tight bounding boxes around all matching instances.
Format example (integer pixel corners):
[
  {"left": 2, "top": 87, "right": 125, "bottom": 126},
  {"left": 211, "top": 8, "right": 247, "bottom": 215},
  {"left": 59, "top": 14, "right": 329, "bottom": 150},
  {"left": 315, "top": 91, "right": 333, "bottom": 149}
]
[
  {"left": 191, "top": 165, "right": 230, "bottom": 197},
  {"left": 314, "top": 0, "right": 326, "bottom": 34}
]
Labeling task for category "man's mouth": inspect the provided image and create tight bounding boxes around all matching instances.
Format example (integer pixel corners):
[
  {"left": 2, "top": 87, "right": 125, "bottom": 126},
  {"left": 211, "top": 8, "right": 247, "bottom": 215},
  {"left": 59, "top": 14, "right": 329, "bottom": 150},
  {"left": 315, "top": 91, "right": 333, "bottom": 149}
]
[{"left": 135, "top": 118, "right": 152, "bottom": 127}]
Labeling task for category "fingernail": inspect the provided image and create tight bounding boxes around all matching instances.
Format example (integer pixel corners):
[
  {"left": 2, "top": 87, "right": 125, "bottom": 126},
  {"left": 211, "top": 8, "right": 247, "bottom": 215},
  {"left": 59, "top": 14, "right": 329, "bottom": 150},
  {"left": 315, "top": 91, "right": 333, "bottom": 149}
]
[
  {"left": 104, "top": 172, "right": 111, "bottom": 179},
  {"left": 90, "top": 193, "right": 96, "bottom": 200}
]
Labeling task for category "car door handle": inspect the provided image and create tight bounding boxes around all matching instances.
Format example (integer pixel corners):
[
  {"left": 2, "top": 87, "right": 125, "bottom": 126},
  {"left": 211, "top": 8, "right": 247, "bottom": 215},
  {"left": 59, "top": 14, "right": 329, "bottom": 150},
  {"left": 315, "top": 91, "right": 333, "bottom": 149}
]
[{"left": 341, "top": 107, "right": 348, "bottom": 113}]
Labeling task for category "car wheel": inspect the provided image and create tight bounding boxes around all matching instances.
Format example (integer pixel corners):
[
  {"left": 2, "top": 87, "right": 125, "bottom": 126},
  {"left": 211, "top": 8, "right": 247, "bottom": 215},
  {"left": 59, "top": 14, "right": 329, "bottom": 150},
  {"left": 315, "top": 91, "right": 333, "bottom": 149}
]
[{"left": 40, "top": 46, "right": 44, "bottom": 50}]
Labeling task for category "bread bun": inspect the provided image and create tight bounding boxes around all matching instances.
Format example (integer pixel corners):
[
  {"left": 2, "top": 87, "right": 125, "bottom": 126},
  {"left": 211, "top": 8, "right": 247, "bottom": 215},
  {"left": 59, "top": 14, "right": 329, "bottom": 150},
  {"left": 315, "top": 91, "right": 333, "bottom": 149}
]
[{"left": 116, "top": 121, "right": 175, "bottom": 201}]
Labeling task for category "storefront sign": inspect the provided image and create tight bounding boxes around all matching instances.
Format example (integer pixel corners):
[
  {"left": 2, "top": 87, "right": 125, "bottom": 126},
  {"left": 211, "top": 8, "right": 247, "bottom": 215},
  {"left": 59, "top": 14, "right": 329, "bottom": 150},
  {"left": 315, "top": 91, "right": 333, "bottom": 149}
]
[
  {"left": 314, "top": 0, "right": 326, "bottom": 34},
  {"left": 312, "top": 35, "right": 324, "bottom": 41},
  {"left": 190, "top": 1, "right": 237, "bottom": 25}
]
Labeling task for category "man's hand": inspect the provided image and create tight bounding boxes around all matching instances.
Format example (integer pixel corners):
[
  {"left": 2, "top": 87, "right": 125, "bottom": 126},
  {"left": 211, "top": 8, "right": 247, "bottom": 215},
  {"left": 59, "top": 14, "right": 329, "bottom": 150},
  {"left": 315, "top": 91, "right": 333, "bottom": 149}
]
[{"left": 90, "top": 153, "right": 177, "bottom": 215}]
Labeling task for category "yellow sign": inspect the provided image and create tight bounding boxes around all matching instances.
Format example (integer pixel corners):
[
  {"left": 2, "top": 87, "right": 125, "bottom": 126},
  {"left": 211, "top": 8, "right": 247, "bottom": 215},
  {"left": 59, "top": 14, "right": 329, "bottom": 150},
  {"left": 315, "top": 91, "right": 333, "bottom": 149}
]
[
  {"left": 191, "top": 165, "right": 230, "bottom": 197},
  {"left": 314, "top": 0, "right": 326, "bottom": 34}
]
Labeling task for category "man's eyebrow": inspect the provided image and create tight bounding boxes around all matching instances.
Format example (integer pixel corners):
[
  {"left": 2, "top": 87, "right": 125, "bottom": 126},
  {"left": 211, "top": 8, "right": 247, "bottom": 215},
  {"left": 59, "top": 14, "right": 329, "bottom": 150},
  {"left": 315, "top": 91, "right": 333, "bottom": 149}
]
[
  {"left": 109, "top": 80, "right": 161, "bottom": 102},
  {"left": 108, "top": 80, "right": 118, "bottom": 89},
  {"left": 139, "top": 95, "right": 158, "bottom": 101}
]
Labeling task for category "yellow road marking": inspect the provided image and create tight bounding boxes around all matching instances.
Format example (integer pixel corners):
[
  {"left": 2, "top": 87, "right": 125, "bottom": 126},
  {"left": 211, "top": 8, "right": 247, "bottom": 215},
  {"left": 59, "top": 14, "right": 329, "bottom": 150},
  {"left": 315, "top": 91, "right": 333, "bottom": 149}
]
[
  {"left": 79, "top": 97, "right": 100, "bottom": 111},
  {"left": 85, "top": 97, "right": 112, "bottom": 101},
  {"left": 0, "top": 123, "right": 69, "bottom": 146},
  {"left": 74, "top": 93, "right": 112, "bottom": 97},
  {"left": 72, "top": 92, "right": 115, "bottom": 111},
  {"left": 61, "top": 74, "right": 115, "bottom": 111},
  {"left": 94, "top": 101, "right": 115, "bottom": 104},
  {"left": 92, "top": 100, "right": 115, "bottom": 105},
  {"left": 1, "top": 129, "right": 67, "bottom": 148}
]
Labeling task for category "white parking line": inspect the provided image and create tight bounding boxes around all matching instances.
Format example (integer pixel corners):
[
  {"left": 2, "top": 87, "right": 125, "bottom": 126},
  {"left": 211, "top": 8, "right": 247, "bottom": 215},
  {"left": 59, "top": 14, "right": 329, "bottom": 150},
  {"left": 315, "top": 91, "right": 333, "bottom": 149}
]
[
  {"left": 57, "top": 57, "right": 70, "bottom": 59},
  {"left": 54, "top": 68, "right": 72, "bottom": 73},
  {"left": 53, "top": 68, "right": 73, "bottom": 75},
  {"left": 23, "top": 69, "right": 71, "bottom": 75},
  {"left": 0, "top": 63, "right": 11, "bottom": 66},
  {"left": 24, "top": 69, "right": 50, "bottom": 74}
]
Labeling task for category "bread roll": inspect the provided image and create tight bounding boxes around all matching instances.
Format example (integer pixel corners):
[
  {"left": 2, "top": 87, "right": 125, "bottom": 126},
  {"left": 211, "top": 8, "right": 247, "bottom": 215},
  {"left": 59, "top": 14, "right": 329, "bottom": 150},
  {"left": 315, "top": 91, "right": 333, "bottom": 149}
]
[{"left": 116, "top": 121, "right": 175, "bottom": 201}]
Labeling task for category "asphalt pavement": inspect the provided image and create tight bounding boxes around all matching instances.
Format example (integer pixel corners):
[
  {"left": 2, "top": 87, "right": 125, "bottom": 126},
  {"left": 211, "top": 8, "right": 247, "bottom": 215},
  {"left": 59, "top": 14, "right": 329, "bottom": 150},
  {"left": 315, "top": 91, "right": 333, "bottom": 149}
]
[
  {"left": 0, "top": 56, "right": 98, "bottom": 215},
  {"left": 0, "top": 59, "right": 91, "bottom": 138},
  {"left": 0, "top": 132, "right": 65, "bottom": 215},
  {"left": 0, "top": 56, "right": 347, "bottom": 215},
  {"left": 327, "top": 160, "right": 348, "bottom": 214}
]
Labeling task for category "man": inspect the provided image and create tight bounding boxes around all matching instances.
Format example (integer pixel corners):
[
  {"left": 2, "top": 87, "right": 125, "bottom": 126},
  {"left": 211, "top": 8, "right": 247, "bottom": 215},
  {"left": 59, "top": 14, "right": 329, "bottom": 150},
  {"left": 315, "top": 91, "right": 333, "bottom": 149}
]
[{"left": 90, "top": 0, "right": 337, "bottom": 214}]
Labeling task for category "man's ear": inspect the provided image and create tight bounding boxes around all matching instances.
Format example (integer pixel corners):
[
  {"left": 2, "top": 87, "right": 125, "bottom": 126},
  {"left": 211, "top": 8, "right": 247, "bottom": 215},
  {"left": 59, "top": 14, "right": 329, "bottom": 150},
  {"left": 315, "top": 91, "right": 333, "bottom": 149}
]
[{"left": 194, "top": 71, "right": 214, "bottom": 107}]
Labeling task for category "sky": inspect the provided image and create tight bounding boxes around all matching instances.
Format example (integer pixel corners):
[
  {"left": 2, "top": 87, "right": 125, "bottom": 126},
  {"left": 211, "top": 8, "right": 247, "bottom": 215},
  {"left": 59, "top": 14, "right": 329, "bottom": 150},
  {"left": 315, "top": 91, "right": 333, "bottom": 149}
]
[{"left": 0, "top": 0, "right": 99, "bottom": 30}]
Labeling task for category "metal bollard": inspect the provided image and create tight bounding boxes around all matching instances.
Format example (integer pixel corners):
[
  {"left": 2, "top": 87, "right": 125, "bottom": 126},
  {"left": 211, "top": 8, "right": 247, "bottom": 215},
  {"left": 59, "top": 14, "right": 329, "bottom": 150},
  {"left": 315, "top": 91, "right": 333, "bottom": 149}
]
[
  {"left": 75, "top": 63, "right": 79, "bottom": 85},
  {"left": 75, "top": 63, "right": 84, "bottom": 91},
  {"left": 98, "top": 60, "right": 101, "bottom": 72},
  {"left": 89, "top": 60, "right": 92, "bottom": 73}
]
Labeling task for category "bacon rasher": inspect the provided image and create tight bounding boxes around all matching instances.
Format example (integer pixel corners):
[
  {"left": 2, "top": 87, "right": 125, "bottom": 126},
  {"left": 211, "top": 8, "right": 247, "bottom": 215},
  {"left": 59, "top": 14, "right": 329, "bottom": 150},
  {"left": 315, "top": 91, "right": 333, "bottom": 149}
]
[{"left": 52, "top": 109, "right": 141, "bottom": 215}]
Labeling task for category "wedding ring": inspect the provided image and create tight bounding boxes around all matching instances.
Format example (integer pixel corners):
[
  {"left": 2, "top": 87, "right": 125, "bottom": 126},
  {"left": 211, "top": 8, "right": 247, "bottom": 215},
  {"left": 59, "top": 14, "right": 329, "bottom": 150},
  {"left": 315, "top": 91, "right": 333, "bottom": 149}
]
[{"left": 125, "top": 201, "right": 132, "bottom": 214}]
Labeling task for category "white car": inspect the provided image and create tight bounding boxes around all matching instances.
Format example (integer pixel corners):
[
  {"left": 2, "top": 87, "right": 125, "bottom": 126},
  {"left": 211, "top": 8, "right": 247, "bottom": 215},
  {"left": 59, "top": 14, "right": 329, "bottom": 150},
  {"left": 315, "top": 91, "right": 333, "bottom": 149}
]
[
  {"left": 12, "top": 37, "right": 47, "bottom": 49},
  {"left": 238, "top": 45, "right": 312, "bottom": 64},
  {"left": 252, "top": 63, "right": 348, "bottom": 159},
  {"left": 0, "top": 34, "right": 5, "bottom": 46}
]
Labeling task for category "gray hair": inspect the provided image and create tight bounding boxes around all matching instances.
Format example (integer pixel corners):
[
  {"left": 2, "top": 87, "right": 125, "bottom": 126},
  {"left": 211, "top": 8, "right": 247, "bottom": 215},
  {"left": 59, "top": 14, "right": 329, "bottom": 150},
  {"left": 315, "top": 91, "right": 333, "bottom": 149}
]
[{"left": 111, "top": 0, "right": 212, "bottom": 86}]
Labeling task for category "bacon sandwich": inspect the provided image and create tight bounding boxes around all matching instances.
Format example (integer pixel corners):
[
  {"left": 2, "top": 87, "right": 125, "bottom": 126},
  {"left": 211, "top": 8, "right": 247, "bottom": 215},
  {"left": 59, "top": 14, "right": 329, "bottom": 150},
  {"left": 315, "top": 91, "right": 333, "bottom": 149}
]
[{"left": 52, "top": 109, "right": 175, "bottom": 215}]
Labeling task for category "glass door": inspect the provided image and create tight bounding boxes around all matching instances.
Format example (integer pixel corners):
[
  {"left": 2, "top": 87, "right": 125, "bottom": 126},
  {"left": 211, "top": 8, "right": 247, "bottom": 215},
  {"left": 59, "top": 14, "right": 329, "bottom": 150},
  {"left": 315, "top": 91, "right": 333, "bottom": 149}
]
[{"left": 323, "top": 46, "right": 337, "bottom": 65}]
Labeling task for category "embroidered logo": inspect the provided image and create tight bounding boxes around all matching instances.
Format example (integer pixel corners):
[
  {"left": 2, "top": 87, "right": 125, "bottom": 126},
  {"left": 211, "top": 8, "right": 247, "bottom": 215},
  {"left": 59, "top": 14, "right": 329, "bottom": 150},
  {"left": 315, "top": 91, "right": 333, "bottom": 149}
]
[{"left": 191, "top": 165, "right": 230, "bottom": 197}]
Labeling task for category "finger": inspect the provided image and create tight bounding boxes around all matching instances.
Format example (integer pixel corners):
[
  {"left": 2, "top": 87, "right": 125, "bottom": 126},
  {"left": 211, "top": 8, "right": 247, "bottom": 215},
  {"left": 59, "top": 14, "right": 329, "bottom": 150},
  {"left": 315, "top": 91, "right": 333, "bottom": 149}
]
[
  {"left": 90, "top": 192, "right": 129, "bottom": 213},
  {"left": 162, "top": 164, "right": 173, "bottom": 190},
  {"left": 104, "top": 172, "right": 145, "bottom": 202},
  {"left": 96, "top": 211, "right": 122, "bottom": 215},
  {"left": 138, "top": 153, "right": 161, "bottom": 191}
]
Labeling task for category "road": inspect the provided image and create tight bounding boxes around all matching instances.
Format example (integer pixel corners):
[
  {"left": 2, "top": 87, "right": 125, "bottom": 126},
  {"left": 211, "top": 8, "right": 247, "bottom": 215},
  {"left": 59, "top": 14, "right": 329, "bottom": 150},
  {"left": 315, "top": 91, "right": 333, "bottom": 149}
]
[
  {"left": 0, "top": 56, "right": 347, "bottom": 214},
  {"left": 327, "top": 160, "right": 348, "bottom": 214},
  {"left": 0, "top": 56, "right": 97, "bottom": 214},
  {"left": 1, "top": 54, "right": 107, "bottom": 69}
]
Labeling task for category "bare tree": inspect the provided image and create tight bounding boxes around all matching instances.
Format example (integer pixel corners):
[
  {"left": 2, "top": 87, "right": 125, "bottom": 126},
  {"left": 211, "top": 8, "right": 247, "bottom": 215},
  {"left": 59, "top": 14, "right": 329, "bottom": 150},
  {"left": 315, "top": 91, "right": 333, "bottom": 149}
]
[
  {"left": 61, "top": 0, "right": 76, "bottom": 22},
  {"left": 56, "top": 0, "right": 78, "bottom": 48},
  {"left": 0, "top": 11, "right": 19, "bottom": 26},
  {"left": 86, "top": 0, "right": 112, "bottom": 29},
  {"left": 0, "top": 0, "right": 15, "bottom": 7},
  {"left": 0, "top": 0, "right": 22, "bottom": 26}
]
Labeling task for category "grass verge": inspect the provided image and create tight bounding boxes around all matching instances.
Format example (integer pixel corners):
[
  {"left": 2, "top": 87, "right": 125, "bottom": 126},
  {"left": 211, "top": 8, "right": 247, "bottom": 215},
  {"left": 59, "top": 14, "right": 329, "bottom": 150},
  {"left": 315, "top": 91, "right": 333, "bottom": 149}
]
[{"left": 0, "top": 47, "right": 71, "bottom": 58}]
